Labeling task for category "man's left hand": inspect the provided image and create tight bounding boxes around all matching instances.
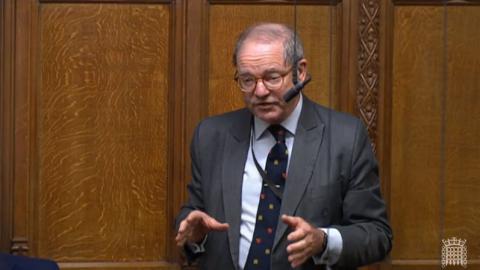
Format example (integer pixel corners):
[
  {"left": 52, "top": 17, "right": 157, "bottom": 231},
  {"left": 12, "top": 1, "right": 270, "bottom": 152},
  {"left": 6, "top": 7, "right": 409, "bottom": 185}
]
[{"left": 281, "top": 215, "right": 327, "bottom": 268}]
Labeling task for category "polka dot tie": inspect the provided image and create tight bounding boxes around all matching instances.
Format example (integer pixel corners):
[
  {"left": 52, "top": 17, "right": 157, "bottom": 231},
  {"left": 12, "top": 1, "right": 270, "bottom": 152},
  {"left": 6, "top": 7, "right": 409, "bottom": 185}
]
[{"left": 245, "top": 125, "right": 288, "bottom": 270}]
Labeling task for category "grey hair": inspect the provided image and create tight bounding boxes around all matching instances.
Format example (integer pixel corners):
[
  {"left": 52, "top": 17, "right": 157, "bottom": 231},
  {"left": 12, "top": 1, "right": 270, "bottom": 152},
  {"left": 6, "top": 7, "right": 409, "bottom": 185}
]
[{"left": 232, "top": 23, "right": 304, "bottom": 68}]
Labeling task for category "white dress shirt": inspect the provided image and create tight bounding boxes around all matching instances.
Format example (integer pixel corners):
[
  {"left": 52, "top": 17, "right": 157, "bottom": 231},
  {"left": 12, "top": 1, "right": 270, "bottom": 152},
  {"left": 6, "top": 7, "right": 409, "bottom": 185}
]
[{"left": 239, "top": 95, "right": 342, "bottom": 269}]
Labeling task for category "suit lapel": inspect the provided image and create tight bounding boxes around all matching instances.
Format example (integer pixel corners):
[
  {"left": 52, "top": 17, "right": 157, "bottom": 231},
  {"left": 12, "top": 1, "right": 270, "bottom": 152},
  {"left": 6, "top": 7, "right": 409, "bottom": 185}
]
[
  {"left": 221, "top": 110, "right": 251, "bottom": 270},
  {"left": 273, "top": 98, "right": 325, "bottom": 251}
]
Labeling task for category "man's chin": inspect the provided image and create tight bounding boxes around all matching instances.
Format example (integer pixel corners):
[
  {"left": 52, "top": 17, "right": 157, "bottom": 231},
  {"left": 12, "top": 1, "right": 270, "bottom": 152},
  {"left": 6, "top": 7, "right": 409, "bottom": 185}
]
[{"left": 254, "top": 111, "right": 283, "bottom": 124}]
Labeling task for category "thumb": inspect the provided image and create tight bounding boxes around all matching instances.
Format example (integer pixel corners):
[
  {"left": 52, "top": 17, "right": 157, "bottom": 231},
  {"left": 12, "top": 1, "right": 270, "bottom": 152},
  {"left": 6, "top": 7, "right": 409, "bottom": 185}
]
[{"left": 281, "top": 214, "right": 300, "bottom": 228}]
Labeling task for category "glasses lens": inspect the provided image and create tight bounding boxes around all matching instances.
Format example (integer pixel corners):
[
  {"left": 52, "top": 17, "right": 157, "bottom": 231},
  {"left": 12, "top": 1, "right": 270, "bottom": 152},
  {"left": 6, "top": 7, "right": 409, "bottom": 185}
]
[
  {"left": 236, "top": 69, "right": 290, "bottom": 92},
  {"left": 263, "top": 74, "right": 283, "bottom": 90},
  {"left": 238, "top": 76, "right": 255, "bottom": 92}
]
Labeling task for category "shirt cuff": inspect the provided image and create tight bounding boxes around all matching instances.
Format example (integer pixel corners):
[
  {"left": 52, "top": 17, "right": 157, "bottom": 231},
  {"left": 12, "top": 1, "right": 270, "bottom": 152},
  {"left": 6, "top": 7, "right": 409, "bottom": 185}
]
[
  {"left": 312, "top": 228, "right": 342, "bottom": 266},
  {"left": 187, "top": 234, "right": 208, "bottom": 254}
]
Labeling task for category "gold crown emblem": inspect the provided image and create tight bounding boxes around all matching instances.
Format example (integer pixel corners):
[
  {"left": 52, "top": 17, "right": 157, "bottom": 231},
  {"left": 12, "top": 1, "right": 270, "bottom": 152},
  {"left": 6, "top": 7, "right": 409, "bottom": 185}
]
[{"left": 442, "top": 237, "right": 466, "bottom": 247}]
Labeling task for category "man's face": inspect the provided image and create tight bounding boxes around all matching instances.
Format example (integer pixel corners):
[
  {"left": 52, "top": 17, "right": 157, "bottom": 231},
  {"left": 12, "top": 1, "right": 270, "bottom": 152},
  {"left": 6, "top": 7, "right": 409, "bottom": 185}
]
[{"left": 236, "top": 40, "right": 300, "bottom": 124}]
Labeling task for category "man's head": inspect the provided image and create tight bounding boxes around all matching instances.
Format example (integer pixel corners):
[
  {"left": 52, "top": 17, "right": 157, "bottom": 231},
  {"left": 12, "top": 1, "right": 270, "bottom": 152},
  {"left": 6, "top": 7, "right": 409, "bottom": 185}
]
[{"left": 233, "top": 23, "right": 308, "bottom": 124}]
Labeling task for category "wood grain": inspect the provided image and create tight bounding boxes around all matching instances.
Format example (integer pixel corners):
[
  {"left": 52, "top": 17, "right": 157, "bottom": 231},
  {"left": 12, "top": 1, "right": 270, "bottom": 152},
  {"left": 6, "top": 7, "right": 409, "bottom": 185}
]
[
  {"left": 444, "top": 5, "right": 480, "bottom": 261},
  {"left": 38, "top": 3, "right": 170, "bottom": 261},
  {"left": 208, "top": 4, "right": 338, "bottom": 116},
  {"left": 391, "top": 4, "right": 480, "bottom": 264},
  {"left": 391, "top": 6, "right": 444, "bottom": 259}
]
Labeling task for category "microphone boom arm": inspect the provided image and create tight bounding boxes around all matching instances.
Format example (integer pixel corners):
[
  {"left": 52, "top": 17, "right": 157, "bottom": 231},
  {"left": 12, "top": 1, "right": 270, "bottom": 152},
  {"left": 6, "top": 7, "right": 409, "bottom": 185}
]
[{"left": 283, "top": 74, "right": 311, "bottom": 102}]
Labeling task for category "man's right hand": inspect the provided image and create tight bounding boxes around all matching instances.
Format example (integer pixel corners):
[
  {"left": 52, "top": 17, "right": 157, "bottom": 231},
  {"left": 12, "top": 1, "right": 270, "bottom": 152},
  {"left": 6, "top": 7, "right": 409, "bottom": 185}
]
[{"left": 175, "top": 210, "right": 229, "bottom": 247}]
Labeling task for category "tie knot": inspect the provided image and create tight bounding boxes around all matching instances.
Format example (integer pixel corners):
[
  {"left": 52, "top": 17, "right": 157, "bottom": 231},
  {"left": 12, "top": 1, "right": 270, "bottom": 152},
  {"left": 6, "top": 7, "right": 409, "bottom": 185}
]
[{"left": 268, "top": 125, "right": 286, "bottom": 142}]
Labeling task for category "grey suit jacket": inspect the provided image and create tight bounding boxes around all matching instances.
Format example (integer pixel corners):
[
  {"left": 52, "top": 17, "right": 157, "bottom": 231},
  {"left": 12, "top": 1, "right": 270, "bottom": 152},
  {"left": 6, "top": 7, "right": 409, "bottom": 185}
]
[{"left": 176, "top": 96, "right": 392, "bottom": 270}]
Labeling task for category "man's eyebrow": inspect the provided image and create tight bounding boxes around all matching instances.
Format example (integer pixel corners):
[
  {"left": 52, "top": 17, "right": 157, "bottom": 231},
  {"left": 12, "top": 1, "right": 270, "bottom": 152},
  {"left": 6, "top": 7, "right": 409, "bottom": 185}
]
[
  {"left": 237, "top": 72, "right": 254, "bottom": 77},
  {"left": 237, "top": 68, "right": 282, "bottom": 77},
  {"left": 263, "top": 68, "right": 282, "bottom": 74},
  {"left": 236, "top": 66, "right": 285, "bottom": 78}
]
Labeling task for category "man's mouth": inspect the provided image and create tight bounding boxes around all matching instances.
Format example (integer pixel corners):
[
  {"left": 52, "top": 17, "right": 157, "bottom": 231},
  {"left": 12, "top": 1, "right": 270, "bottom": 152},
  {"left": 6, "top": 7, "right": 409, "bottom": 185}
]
[{"left": 255, "top": 102, "right": 276, "bottom": 108}]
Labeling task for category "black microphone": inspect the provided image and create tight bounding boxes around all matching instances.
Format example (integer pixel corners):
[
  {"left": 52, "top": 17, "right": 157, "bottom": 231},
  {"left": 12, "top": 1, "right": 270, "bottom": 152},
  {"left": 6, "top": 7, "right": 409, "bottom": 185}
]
[{"left": 283, "top": 74, "right": 311, "bottom": 102}]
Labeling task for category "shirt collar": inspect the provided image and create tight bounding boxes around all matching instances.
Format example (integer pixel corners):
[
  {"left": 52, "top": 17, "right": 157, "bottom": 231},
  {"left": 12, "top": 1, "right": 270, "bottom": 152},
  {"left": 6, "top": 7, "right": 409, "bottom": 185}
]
[{"left": 254, "top": 94, "right": 303, "bottom": 140}]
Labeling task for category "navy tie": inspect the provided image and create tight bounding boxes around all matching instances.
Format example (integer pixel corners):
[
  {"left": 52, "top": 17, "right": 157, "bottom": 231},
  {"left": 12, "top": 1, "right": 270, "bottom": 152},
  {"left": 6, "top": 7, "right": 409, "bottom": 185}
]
[{"left": 245, "top": 125, "right": 288, "bottom": 270}]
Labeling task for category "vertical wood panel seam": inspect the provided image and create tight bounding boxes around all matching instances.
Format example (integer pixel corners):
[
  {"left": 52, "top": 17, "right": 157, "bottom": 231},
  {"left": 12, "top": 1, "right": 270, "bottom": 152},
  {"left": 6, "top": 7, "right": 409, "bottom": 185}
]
[
  {"left": 168, "top": 0, "right": 187, "bottom": 263},
  {"left": 202, "top": 0, "right": 210, "bottom": 119},
  {"left": 30, "top": 0, "right": 41, "bottom": 256},
  {"left": 376, "top": 1, "right": 393, "bottom": 268},
  {"left": 10, "top": 0, "right": 32, "bottom": 255},
  {"left": 167, "top": 0, "right": 175, "bottom": 261},
  {"left": 439, "top": 1, "right": 448, "bottom": 264},
  {"left": 378, "top": 2, "right": 393, "bottom": 263},
  {"left": 0, "top": 0, "right": 16, "bottom": 253}
]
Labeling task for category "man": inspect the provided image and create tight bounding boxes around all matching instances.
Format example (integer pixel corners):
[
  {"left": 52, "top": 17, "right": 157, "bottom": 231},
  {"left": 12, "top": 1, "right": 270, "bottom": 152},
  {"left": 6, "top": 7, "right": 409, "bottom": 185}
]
[{"left": 175, "top": 23, "right": 392, "bottom": 270}]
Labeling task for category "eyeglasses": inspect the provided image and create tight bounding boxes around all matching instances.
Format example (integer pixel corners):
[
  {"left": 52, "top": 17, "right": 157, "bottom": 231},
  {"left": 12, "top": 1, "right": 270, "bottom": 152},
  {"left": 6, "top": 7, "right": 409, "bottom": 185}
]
[{"left": 234, "top": 68, "right": 292, "bottom": 93}]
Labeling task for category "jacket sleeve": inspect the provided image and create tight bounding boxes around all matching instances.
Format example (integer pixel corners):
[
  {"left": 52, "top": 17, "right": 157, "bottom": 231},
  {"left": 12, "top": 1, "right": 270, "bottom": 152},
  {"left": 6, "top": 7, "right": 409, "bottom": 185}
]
[{"left": 331, "top": 120, "right": 393, "bottom": 268}]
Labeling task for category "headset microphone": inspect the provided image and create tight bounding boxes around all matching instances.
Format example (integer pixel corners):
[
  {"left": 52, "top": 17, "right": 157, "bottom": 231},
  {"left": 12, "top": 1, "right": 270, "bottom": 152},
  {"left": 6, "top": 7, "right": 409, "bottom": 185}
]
[{"left": 283, "top": 74, "right": 311, "bottom": 103}]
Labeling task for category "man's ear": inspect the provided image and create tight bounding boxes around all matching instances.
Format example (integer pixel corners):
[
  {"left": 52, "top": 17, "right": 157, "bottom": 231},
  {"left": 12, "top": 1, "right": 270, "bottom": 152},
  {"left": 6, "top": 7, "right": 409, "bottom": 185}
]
[{"left": 297, "top": 58, "right": 308, "bottom": 81}]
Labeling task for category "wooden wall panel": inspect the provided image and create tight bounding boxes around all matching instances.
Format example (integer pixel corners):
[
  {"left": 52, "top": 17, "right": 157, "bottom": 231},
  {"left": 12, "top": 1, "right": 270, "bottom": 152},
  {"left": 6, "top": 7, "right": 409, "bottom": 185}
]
[
  {"left": 390, "top": 3, "right": 480, "bottom": 268},
  {"left": 444, "top": 5, "right": 480, "bottom": 262},
  {"left": 391, "top": 6, "right": 444, "bottom": 260},
  {"left": 37, "top": 3, "right": 172, "bottom": 266},
  {"left": 208, "top": 4, "right": 339, "bottom": 116},
  {"left": 2, "top": 0, "right": 479, "bottom": 269}
]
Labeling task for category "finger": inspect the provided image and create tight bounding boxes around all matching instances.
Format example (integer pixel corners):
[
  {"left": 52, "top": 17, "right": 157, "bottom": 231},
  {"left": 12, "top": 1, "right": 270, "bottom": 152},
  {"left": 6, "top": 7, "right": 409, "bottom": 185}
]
[
  {"left": 175, "top": 230, "right": 191, "bottom": 246},
  {"left": 176, "top": 213, "right": 200, "bottom": 245},
  {"left": 186, "top": 211, "right": 203, "bottom": 225},
  {"left": 175, "top": 233, "right": 187, "bottom": 247},
  {"left": 204, "top": 217, "right": 229, "bottom": 231},
  {"left": 288, "top": 251, "right": 307, "bottom": 264},
  {"left": 177, "top": 219, "right": 190, "bottom": 234},
  {"left": 288, "top": 248, "right": 310, "bottom": 267},
  {"left": 281, "top": 215, "right": 301, "bottom": 228},
  {"left": 175, "top": 221, "right": 189, "bottom": 244},
  {"left": 286, "top": 239, "right": 307, "bottom": 254},
  {"left": 291, "top": 255, "right": 309, "bottom": 269},
  {"left": 176, "top": 238, "right": 185, "bottom": 247},
  {"left": 287, "top": 225, "right": 307, "bottom": 241},
  {"left": 188, "top": 211, "right": 229, "bottom": 231}
]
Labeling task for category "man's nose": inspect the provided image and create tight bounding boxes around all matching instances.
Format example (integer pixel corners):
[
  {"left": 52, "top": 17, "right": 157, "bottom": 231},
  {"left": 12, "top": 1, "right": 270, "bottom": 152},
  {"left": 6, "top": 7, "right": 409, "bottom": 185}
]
[{"left": 253, "top": 80, "right": 270, "bottom": 97}]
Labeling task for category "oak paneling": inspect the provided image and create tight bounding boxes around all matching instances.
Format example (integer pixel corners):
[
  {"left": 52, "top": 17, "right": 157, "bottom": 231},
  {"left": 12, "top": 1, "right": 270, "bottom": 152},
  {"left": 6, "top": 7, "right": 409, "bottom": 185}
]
[
  {"left": 208, "top": 4, "right": 339, "bottom": 116},
  {"left": 2, "top": 0, "right": 479, "bottom": 269},
  {"left": 391, "top": 6, "right": 444, "bottom": 259},
  {"left": 444, "top": 6, "right": 480, "bottom": 261},
  {"left": 391, "top": 3, "right": 480, "bottom": 266},
  {"left": 38, "top": 3, "right": 170, "bottom": 263}
]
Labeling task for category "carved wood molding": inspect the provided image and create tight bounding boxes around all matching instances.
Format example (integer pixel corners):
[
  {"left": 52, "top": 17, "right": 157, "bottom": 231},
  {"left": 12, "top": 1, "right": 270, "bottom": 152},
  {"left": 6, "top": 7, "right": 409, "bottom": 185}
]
[{"left": 358, "top": 0, "right": 380, "bottom": 153}]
